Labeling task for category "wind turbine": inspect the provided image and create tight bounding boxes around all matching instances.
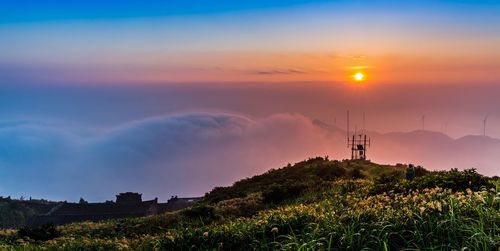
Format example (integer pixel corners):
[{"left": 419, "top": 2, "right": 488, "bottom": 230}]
[
  {"left": 421, "top": 114, "right": 425, "bottom": 131},
  {"left": 483, "top": 114, "right": 489, "bottom": 137}
]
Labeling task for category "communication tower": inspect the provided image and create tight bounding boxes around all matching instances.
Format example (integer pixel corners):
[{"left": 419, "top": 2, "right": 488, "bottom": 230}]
[{"left": 346, "top": 110, "right": 371, "bottom": 160}]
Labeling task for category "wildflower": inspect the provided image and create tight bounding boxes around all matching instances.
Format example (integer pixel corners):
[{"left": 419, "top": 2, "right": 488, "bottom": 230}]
[
  {"left": 419, "top": 207, "right": 426, "bottom": 215},
  {"left": 165, "top": 234, "right": 175, "bottom": 242},
  {"left": 457, "top": 194, "right": 466, "bottom": 205},
  {"left": 426, "top": 201, "right": 434, "bottom": 210},
  {"left": 271, "top": 227, "right": 279, "bottom": 234},
  {"left": 118, "top": 243, "right": 129, "bottom": 250},
  {"left": 403, "top": 207, "right": 412, "bottom": 217},
  {"left": 475, "top": 194, "right": 486, "bottom": 204},
  {"left": 466, "top": 188, "right": 473, "bottom": 196},
  {"left": 436, "top": 201, "right": 442, "bottom": 212},
  {"left": 203, "top": 232, "right": 209, "bottom": 238}
]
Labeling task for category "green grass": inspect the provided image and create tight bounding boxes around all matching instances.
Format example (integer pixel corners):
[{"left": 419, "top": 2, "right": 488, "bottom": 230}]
[{"left": 1, "top": 158, "right": 498, "bottom": 250}]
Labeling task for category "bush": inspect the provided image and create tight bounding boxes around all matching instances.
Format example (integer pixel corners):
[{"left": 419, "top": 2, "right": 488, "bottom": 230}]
[
  {"left": 369, "top": 171, "right": 402, "bottom": 194},
  {"left": 370, "top": 168, "right": 493, "bottom": 195},
  {"left": 18, "top": 224, "right": 60, "bottom": 241},
  {"left": 0, "top": 202, "right": 36, "bottom": 229},
  {"left": 406, "top": 168, "right": 492, "bottom": 191},
  {"left": 262, "top": 183, "right": 307, "bottom": 204},
  {"left": 348, "top": 168, "right": 365, "bottom": 179},
  {"left": 181, "top": 205, "right": 217, "bottom": 220},
  {"left": 204, "top": 186, "right": 247, "bottom": 203},
  {"left": 216, "top": 194, "right": 265, "bottom": 217},
  {"left": 414, "top": 165, "right": 429, "bottom": 177},
  {"left": 316, "top": 165, "right": 346, "bottom": 180}
]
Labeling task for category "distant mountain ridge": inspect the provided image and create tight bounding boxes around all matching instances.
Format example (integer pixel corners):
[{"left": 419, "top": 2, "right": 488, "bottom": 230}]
[{"left": 313, "top": 119, "right": 500, "bottom": 176}]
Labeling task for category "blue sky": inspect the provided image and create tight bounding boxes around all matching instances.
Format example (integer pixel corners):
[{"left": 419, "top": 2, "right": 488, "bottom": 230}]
[
  {"left": 2, "top": 1, "right": 499, "bottom": 25},
  {"left": 1, "top": 0, "right": 332, "bottom": 23}
]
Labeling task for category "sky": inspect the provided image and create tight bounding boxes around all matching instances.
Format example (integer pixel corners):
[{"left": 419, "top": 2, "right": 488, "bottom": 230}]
[
  {"left": 1, "top": 0, "right": 500, "bottom": 84},
  {"left": 0, "top": 1, "right": 499, "bottom": 201}
]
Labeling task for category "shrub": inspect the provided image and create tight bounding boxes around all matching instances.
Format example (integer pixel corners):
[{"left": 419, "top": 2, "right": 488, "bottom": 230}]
[
  {"left": 414, "top": 165, "right": 429, "bottom": 177},
  {"left": 0, "top": 202, "right": 36, "bottom": 229},
  {"left": 262, "top": 183, "right": 307, "bottom": 204},
  {"left": 348, "top": 168, "right": 365, "bottom": 179},
  {"left": 181, "top": 205, "right": 217, "bottom": 220},
  {"left": 406, "top": 168, "right": 492, "bottom": 191},
  {"left": 316, "top": 164, "right": 346, "bottom": 180},
  {"left": 339, "top": 180, "right": 359, "bottom": 194},
  {"left": 204, "top": 186, "right": 247, "bottom": 203},
  {"left": 216, "top": 194, "right": 265, "bottom": 217},
  {"left": 369, "top": 172, "right": 402, "bottom": 194},
  {"left": 370, "top": 168, "right": 493, "bottom": 195},
  {"left": 17, "top": 224, "right": 60, "bottom": 241}
]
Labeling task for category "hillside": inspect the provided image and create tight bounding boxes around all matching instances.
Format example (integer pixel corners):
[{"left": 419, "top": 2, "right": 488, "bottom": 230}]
[
  {"left": 0, "top": 158, "right": 498, "bottom": 250},
  {"left": 0, "top": 198, "right": 60, "bottom": 229}
]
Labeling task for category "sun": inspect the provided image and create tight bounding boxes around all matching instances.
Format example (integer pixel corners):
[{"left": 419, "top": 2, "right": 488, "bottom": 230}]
[{"left": 353, "top": 72, "right": 365, "bottom": 82}]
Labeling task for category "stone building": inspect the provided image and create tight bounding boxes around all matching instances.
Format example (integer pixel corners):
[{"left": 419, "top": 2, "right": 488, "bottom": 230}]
[{"left": 30, "top": 192, "right": 200, "bottom": 227}]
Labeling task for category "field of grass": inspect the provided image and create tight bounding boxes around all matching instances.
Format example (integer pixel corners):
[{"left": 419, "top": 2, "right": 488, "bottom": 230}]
[{"left": 0, "top": 158, "right": 498, "bottom": 250}]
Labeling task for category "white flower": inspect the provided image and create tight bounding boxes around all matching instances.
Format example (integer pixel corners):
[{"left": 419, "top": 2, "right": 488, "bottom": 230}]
[{"left": 271, "top": 227, "right": 279, "bottom": 234}]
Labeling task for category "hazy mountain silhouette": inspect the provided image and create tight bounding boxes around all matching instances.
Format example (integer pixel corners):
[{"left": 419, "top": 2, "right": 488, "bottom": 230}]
[{"left": 314, "top": 119, "right": 500, "bottom": 176}]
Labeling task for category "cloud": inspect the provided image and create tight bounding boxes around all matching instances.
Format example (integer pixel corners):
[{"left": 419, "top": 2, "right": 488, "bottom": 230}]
[
  {"left": 248, "top": 68, "right": 308, "bottom": 75},
  {"left": 1, "top": 112, "right": 499, "bottom": 202},
  {"left": 0, "top": 112, "right": 332, "bottom": 201}
]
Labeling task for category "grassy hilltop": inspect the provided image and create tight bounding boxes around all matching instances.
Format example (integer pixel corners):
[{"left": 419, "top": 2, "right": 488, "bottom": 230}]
[{"left": 1, "top": 158, "right": 499, "bottom": 250}]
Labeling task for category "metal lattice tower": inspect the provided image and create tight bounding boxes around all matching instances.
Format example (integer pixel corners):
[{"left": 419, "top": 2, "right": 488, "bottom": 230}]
[{"left": 346, "top": 110, "right": 371, "bottom": 160}]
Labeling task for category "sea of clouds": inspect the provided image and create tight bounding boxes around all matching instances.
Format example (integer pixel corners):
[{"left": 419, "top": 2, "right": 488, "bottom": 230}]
[
  {"left": 1, "top": 111, "right": 499, "bottom": 202},
  {"left": 0, "top": 112, "right": 335, "bottom": 201}
]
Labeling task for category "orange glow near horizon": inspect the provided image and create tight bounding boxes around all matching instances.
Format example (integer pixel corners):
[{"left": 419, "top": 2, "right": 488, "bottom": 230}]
[{"left": 17, "top": 51, "right": 500, "bottom": 85}]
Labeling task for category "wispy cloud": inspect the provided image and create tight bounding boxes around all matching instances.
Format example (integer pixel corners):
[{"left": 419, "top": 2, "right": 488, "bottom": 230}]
[{"left": 248, "top": 68, "right": 308, "bottom": 75}]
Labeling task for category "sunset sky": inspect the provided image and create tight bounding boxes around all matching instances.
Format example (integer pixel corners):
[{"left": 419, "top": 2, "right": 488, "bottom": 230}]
[
  {"left": 1, "top": 0, "right": 500, "bottom": 84},
  {"left": 1, "top": 1, "right": 499, "bottom": 201}
]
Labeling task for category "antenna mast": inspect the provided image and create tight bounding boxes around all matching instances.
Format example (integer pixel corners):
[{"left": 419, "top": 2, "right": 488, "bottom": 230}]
[{"left": 347, "top": 111, "right": 371, "bottom": 160}]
